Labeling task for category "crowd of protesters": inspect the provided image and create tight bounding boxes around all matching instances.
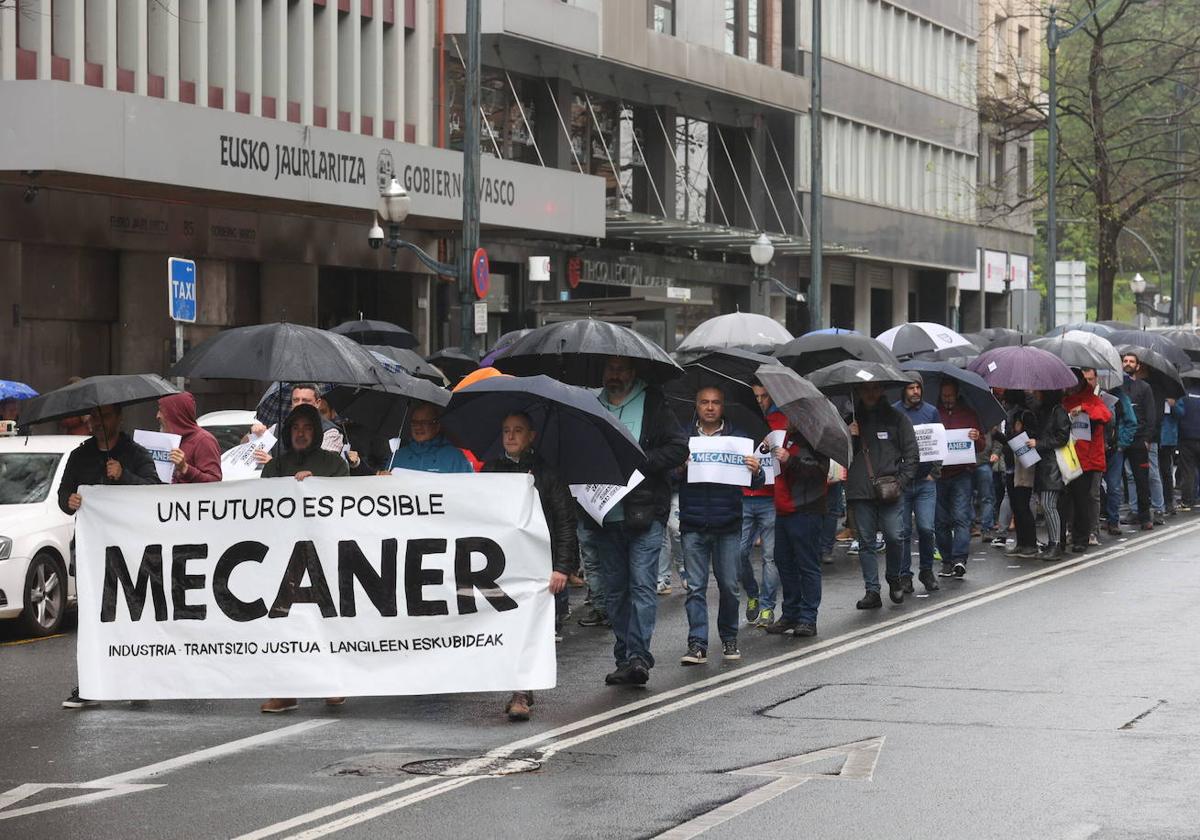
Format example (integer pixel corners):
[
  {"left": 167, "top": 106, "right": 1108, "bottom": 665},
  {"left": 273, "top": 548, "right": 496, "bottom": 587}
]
[{"left": 38, "top": 337, "right": 1200, "bottom": 722}]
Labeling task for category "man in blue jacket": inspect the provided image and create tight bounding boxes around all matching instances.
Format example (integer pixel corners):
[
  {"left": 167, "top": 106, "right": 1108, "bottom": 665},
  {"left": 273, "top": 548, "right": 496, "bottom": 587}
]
[
  {"left": 1176, "top": 385, "right": 1200, "bottom": 510},
  {"left": 892, "top": 375, "right": 941, "bottom": 593},
  {"left": 678, "top": 387, "right": 762, "bottom": 665},
  {"left": 389, "top": 402, "right": 474, "bottom": 473}
]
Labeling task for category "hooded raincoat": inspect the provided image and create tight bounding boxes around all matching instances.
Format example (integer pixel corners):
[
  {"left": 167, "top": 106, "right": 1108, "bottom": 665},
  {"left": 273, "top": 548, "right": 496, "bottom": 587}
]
[{"left": 158, "top": 392, "right": 223, "bottom": 483}]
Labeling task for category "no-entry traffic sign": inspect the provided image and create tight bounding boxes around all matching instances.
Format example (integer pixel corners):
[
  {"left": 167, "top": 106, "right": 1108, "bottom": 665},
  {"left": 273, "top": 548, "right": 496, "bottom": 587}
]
[{"left": 472, "top": 248, "right": 490, "bottom": 299}]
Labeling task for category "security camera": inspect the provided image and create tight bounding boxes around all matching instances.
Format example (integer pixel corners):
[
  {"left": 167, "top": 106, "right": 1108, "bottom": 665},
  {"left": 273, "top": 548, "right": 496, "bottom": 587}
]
[{"left": 368, "top": 222, "right": 384, "bottom": 250}]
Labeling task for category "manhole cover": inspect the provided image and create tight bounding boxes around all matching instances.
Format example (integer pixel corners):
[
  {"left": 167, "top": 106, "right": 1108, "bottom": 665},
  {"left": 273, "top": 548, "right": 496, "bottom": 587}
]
[{"left": 402, "top": 756, "right": 541, "bottom": 777}]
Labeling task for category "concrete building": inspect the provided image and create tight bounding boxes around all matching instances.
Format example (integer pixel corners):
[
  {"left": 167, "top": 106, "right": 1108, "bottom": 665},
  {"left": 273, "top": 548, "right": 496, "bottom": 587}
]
[
  {"left": 955, "top": 0, "right": 1040, "bottom": 332},
  {"left": 0, "top": 0, "right": 602, "bottom": 413}
]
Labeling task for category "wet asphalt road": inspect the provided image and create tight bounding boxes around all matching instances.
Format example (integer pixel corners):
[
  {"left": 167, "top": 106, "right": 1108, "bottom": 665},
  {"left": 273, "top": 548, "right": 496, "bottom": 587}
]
[{"left": 3, "top": 518, "right": 1200, "bottom": 840}]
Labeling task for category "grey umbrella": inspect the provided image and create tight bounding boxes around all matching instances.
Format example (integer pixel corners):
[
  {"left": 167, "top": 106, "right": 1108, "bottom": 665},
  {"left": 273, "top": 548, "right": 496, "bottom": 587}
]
[
  {"left": 675, "top": 312, "right": 793, "bottom": 357},
  {"left": 805, "top": 360, "right": 913, "bottom": 395},
  {"left": 755, "top": 365, "right": 852, "bottom": 467}
]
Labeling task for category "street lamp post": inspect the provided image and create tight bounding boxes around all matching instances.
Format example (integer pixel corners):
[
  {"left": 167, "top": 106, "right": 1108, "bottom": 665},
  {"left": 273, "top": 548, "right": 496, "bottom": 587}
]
[
  {"left": 370, "top": 178, "right": 458, "bottom": 277},
  {"left": 750, "top": 232, "right": 775, "bottom": 314},
  {"left": 1130, "top": 272, "right": 1147, "bottom": 329}
]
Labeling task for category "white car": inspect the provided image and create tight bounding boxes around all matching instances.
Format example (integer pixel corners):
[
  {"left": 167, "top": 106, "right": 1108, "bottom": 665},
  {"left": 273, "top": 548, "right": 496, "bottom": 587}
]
[
  {"left": 198, "top": 409, "right": 257, "bottom": 452},
  {"left": 0, "top": 435, "right": 86, "bottom": 635}
]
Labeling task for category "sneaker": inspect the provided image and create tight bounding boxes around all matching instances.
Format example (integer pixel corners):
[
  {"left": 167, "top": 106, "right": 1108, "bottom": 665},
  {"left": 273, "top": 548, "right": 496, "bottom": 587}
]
[
  {"left": 628, "top": 658, "right": 650, "bottom": 685},
  {"left": 62, "top": 687, "right": 98, "bottom": 709},
  {"left": 1106, "top": 524, "right": 1125, "bottom": 536},
  {"left": 918, "top": 569, "right": 940, "bottom": 592},
  {"left": 260, "top": 698, "right": 298, "bottom": 713},
  {"left": 745, "top": 597, "right": 760, "bottom": 623},
  {"left": 754, "top": 608, "right": 775, "bottom": 627},
  {"left": 900, "top": 574, "right": 915, "bottom": 594},
  {"left": 847, "top": 540, "right": 860, "bottom": 555},
  {"left": 765, "top": 618, "right": 800, "bottom": 635},
  {"left": 990, "top": 536, "right": 1008, "bottom": 547},
  {"left": 1087, "top": 534, "right": 1100, "bottom": 546},
  {"left": 577, "top": 606, "right": 609, "bottom": 627},
  {"left": 505, "top": 692, "right": 532, "bottom": 722},
  {"left": 680, "top": 643, "right": 707, "bottom": 666},
  {"left": 722, "top": 640, "right": 742, "bottom": 660},
  {"left": 836, "top": 527, "right": 854, "bottom": 541},
  {"left": 792, "top": 623, "right": 817, "bottom": 637},
  {"left": 657, "top": 582, "right": 672, "bottom": 596},
  {"left": 856, "top": 590, "right": 883, "bottom": 609},
  {"left": 1179, "top": 503, "right": 1193, "bottom": 512},
  {"left": 937, "top": 562, "right": 956, "bottom": 577},
  {"left": 952, "top": 562, "right": 966, "bottom": 578},
  {"left": 1039, "top": 545, "right": 1064, "bottom": 562},
  {"left": 886, "top": 577, "right": 905, "bottom": 603}
]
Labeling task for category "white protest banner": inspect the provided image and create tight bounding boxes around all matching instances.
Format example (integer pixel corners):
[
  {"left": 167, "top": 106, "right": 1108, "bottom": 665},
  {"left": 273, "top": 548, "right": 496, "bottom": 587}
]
[
  {"left": 942, "top": 428, "right": 976, "bottom": 466},
  {"left": 220, "top": 430, "right": 277, "bottom": 481},
  {"left": 688, "top": 435, "right": 754, "bottom": 486},
  {"left": 757, "top": 430, "right": 787, "bottom": 482},
  {"left": 74, "top": 473, "right": 555, "bottom": 699},
  {"left": 1008, "top": 432, "right": 1041, "bottom": 468},
  {"left": 570, "top": 470, "right": 644, "bottom": 527},
  {"left": 912, "top": 423, "right": 948, "bottom": 463},
  {"left": 1070, "top": 414, "right": 1092, "bottom": 442},
  {"left": 133, "top": 430, "right": 182, "bottom": 484}
]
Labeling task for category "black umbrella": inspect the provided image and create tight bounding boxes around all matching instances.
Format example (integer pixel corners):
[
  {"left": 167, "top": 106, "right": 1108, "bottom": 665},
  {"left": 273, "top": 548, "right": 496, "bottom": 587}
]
[
  {"left": 19, "top": 374, "right": 179, "bottom": 427},
  {"left": 367, "top": 346, "right": 450, "bottom": 386},
  {"left": 330, "top": 318, "right": 419, "bottom": 350},
  {"left": 324, "top": 374, "right": 451, "bottom": 440},
  {"left": 440, "top": 374, "right": 646, "bottom": 485},
  {"left": 775, "top": 332, "right": 899, "bottom": 376},
  {"left": 900, "top": 360, "right": 1006, "bottom": 430},
  {"left": 1116, "top": 344, "right": 1185, "bottom": 399},
  {"left": 495, "top": 319, "right": 682, "bottom": 386},
  {"left": 909, "top": 346, "right": 980, "bottom": 365},
  {"left": 427, "top": 347, "right": 480, "bottom": 385},
  {"left": 171, "top": 322, "right": 389, "bottom": 386},
  {"left": 1108, "top": 330, "right": 1191, "bottom": 372},
  {"left": 1045, "top": 322, "right": 1117, "bottom": 338},
  {"left": 755, "top": 365, "right": 852, "bottom": 467},
  {"left": 663, "top": 349, "right": 779, "bottom": 442},
  {"left": 805, "top": 360, "right": 913, "bottom": 396},
  {"left": 1162, "top": 330, "right": 1200, "bottom": 363},
  {"left": 1029, "top": 336, "right": 1119, "bottom": 374}
]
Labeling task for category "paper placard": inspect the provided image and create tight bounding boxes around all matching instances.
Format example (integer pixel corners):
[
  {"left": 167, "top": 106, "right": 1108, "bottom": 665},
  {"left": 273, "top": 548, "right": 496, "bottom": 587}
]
[
  {"left": 987, "top": 361, "right": 998, "bottom": 372},
  {"left": 687, "top": 435, "right": 754, "bottom": 486},
  {"left": 133, "top": 430, "right": 182, "bottom": 484},
  {"left": 220, "top": 430, "right": 277, "bottom": 481},
  {"left": 1071, "top": 415, "right": 1092, "bottom": 442},
  {"left": 1008, "top": 432, "right": 1041, "bottom": 468},
  {"left": 570, "top": 470, "right": 645, "bottom": 526},
  {"left": 943, "top": 428, "right": 976, "bottom": 466},
  {"left": 912, "top": 423, "right": 948, "bottom": 463},
  {"left": 854, "top": 368, "right": 874, "bottom": 381},
  {"left": 757, "top": 430, "right": 787, "bottom": 482},
  {"left": 1099, "top": 393, "right": 1118, "bottom": 410},
  {"left": 1165, "top": 400, "right": 1172, "bottom": 415}
]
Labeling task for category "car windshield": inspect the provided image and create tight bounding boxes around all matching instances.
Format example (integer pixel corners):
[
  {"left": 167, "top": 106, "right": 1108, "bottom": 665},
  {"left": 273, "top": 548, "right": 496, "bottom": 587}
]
[
  {"left": 0, "top": 453, "right": 62, "bottom": 504},
  {"left": 206, "top": 424, "right": 253, "bottom": 452}
]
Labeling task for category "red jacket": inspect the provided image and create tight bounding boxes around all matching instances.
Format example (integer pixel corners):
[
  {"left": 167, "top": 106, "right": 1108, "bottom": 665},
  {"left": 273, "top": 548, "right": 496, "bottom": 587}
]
[
  {"left": 1062, "top": 390, "right": 1112, "bottom": 472},
  {"left": 937, "top": 402, "right": 983, "bottom": 480},
  {"left": 745, "top": 407, "right": 788, "bottom": 498},
  {"left": 158, "top": 393, "right": 223, "bottom": 483}
]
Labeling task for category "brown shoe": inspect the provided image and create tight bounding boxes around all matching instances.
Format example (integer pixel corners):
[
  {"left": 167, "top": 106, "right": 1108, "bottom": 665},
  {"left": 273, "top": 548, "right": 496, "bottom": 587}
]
[
  {"left": 325, "top": 697, "right": 346, "bottom": 707},
  {"left": 260, "top": 698, "right": 298, "bottom": 713},
  {"left": 505, "top": 692, "right": 531, "bottom": 722},
  {"left": 835, "top": 528, "right": 853, "bottom": 541}
]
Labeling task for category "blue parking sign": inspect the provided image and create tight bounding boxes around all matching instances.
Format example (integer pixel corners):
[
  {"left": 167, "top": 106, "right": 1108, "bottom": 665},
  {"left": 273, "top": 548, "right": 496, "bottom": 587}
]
[{"left": 168, "top": 257, "right": 197, "bottom": 323}]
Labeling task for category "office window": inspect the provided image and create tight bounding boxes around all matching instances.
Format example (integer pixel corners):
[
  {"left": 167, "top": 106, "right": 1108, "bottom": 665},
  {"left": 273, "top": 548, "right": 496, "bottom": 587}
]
[
  {"left": 1017, "top": 146, "right": 1029, "bottom": 199},
  {"left": 992, "top": 139, "right": 1005, "bottom": 189},
  {"left": 1017, "top": 26, "right": 1030, "bottom": 59},
  {"left": 724, "top": 0, "right": 764, "bottom": 63},
  {"left": 725, "top": 1, "right": 739, "bottom": 55},
  {"left": 747, "top": 0, "right": 762, "bottom": 63},
  {"left": 649, "top": 0, "right": 675, "bottom": 35},
  {"left": 993, "top": 16, "right": 1006, "bottom": 65}
]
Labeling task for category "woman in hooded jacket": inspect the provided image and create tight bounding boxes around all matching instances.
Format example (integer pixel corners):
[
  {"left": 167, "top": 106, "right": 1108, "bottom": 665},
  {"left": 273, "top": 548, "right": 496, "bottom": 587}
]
[{"left": 157, "top": 393, "right": 223, "bottom": 483}]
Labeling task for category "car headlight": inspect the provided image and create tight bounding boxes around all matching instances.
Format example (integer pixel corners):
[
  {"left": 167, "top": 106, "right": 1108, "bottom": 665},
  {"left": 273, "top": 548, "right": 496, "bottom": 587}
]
[{"left": 0, "top": 537, "right": 10, "bottom": 561}]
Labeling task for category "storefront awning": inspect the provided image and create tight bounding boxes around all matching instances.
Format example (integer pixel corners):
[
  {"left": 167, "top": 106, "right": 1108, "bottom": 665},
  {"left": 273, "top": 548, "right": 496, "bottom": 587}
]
[{"left": 605, "top": 211, "right": 867, "bottom": 258}]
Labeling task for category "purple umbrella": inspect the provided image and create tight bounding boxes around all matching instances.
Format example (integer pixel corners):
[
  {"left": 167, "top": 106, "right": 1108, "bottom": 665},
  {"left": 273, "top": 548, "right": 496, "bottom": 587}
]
[{"left": 967, "top": 346, "right": 1078, "bottom": 391}]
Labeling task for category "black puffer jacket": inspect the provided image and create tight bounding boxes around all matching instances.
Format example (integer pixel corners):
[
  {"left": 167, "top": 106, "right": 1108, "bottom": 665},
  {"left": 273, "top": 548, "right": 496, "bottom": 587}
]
[
  {"left": 599, "top": 385, "right": 688, "bottom": 529},
  {"left": 1032, "top": 399, "right": 1071, "bottom": 491},
  {"left": 845, "top": 400, "right": 918, "bottom": 503},
  {"left": 483, "top": 451, "right": 578, "bottom": 576}
]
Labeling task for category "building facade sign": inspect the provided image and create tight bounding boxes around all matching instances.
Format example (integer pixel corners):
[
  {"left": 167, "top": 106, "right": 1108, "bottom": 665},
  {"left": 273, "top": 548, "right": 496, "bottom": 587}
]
[{"left": 1, "top": 81, "right": 604, "bottom": 238}]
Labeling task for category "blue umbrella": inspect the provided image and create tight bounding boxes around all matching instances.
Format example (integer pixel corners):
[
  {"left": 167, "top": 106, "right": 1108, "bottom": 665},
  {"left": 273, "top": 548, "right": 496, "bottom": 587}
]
[
  {"left": 809, "top": 327, "right": 860, "bottom": 335},
  {"left": 0, "top": 381, "right": 37, "bottom": 400}
]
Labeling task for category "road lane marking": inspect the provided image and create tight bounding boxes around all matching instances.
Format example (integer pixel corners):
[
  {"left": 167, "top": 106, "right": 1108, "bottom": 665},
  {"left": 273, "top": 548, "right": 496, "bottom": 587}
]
[
  {"left": 655, "top": 777, "right": 810, "bottom": 839},
  {"left": 248, "top": 523, "right": 1200, "bottom": 839},
  {"left": 0, "top": 633, "right": 65, "bottom": 647},
  {"left": 0, "top": 719, "right": 335, "bottom": 821}
]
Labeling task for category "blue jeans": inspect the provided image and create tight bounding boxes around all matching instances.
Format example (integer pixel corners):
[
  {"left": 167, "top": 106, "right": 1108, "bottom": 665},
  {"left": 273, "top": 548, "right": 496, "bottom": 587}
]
[
  {"left": 852, "top": 499, "right": 904, "bottom": 593},
  {"left": 591, "top": 520, "right": 664, "bottom": 668},
  {"left": 820, "top": 483, "right": 846, "bottom": 556},
  {"left": 1148, "top": 442, "right": 1165, "bottom": 513},
  {"left": 774, "top": 511, "right": 823, "bottom": 625},
  {"left": 681, "top": 531, "right": 741, "bottom": 648},
  {"left": 577, "top": 521, "right": 605, "bottom": 611},
  {"left": 1104, "top": 448, "right": 1124, "bottom": 524},
  {"left": 657, "top": 492, "right": 681, "bottom": 586},
  {"left": 936, "top": 472, "right": 974, "bottom": 564},
  {"left": 738, "top": 496, "right": 778, "bottom": 612},
  {"left": 974, "top": 463, "right": 996, "bottom": 532},
  {"left": 900, "top": 478, "right": 937, "bottom": 577}
]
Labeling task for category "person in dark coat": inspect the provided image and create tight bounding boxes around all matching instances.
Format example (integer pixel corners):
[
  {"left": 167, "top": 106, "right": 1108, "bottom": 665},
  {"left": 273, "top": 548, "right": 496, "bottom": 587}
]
[
  {"left": 590, "top": 356, "right": 688, "bottom": 688},
  {"left": 482, "top": 411, "right": 578, "bottom": 722},
  {"left": 59, "top": 402, "right": 161, "bottom": 710},
  {"left": 845, "top": 382, "right": 918, "bottom": 609},
  {"left": 156, "top": 392, "right": 222, "bottom": 483},
  {"left": 1028, "top": 390, "right": 1071, "bottom": 560},
  {"left": 1000, "top": 390, "right": 1039, "bottom": 558},
  {"left": 1120, "top": 352, "right": 1156, "bottom": 530}
]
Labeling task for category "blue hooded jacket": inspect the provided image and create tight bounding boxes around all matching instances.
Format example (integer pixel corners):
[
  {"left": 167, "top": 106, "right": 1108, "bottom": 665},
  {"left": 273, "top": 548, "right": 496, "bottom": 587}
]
[{"left": 389, "top": 435, "right": 474, "bottom": 474}]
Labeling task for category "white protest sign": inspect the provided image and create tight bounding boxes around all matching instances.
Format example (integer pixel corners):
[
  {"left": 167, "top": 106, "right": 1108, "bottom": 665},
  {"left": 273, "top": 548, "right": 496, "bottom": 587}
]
[
  {"left": 570, "top": 470, "right": 645, "bottom": 527},
  {"left": 912, "top": 423, "right": 948, "bottom": 463},
  {"left": 943, "top": 428, "right": 976, "bottom": 466},
  {"left": 133, "top": 430, "right": 181, "bottom": 484},
  {"left": 1008, "top": 432, "right": 1041, "bottom": 468},
  {"left": 1070, "top": 414, "right": 1092, "bottom": 442},
  {"left": 757, "top": 430, "right": 787, "bottom": 482},
  {"left": 220, "top": 430, "right": 277, "bottom": 482},
  {"left": 687, "top": 435, "right": 754, "bottom": 486},
  {"left": 74, "top": 473, "right": 555, "bottom": 699}
]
